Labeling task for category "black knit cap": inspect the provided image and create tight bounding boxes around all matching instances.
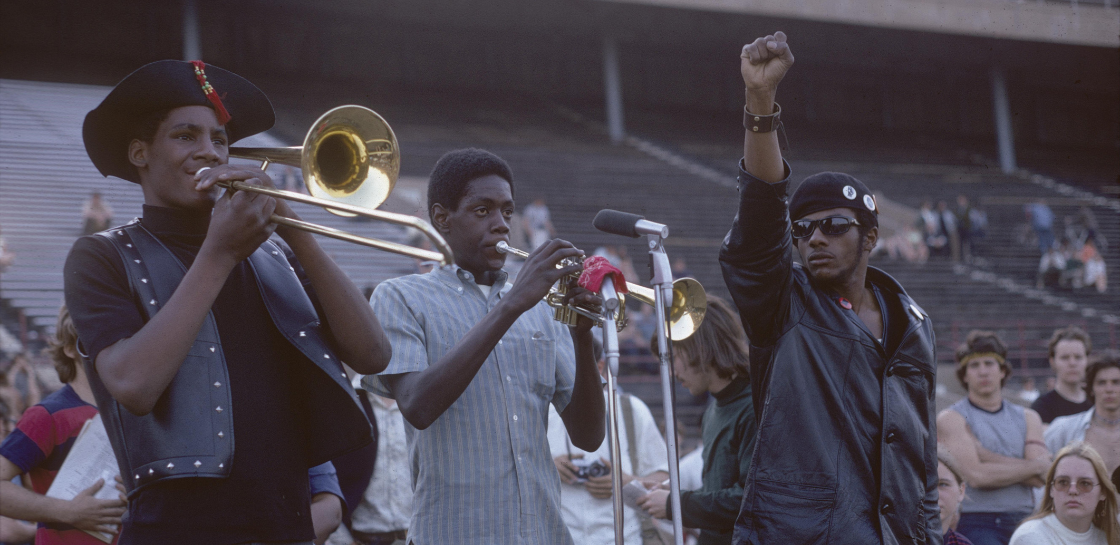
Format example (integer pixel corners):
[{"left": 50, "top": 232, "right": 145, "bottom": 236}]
[
  {"left": 789, "top": 171, "right": 879, "bottom": 226},
  {"left": 82, "top": 59, "right": 275, "bottom": 184}
]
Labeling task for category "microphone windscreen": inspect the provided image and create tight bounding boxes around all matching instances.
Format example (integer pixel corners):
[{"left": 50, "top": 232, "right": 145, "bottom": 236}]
[{"left": 593, "top": 209, "right": 644, "bottom": 238}]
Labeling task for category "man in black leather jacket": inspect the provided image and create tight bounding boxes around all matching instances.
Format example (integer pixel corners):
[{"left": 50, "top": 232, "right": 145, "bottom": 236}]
[{"left": 720, "top": 33, "right": 941, "bottom": 545}]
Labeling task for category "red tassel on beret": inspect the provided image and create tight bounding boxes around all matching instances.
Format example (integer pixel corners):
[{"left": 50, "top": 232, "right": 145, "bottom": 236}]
[{"left": 190, "top": 61, "right": 232, "bottom": 125}]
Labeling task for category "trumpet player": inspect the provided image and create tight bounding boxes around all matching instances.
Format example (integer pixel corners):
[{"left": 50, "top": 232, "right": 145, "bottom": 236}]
[
  {"left": 364, "top": 148, "right": 606, "bottom": 545},
  {"left": 63, "top": 60, "right": 390, "bottom": 545}
]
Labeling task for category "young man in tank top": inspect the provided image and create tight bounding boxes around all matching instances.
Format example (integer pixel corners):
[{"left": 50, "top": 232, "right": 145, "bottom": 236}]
[{"left": 937, "top": 330, "right": 1052, "bottom": 545}]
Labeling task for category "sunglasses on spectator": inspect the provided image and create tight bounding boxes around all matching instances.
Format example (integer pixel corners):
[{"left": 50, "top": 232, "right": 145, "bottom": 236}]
[
  {"left": 1052, "top": 477, "right": 1099, "bottom": 494},
  {"left": 791, "top": 216, "right": 861, "bottom": 239}
]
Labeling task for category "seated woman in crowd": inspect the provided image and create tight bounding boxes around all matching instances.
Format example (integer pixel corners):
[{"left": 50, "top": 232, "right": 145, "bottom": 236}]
[{"left": 1009, "top": 442, "right": 1119, "bottom": 545}]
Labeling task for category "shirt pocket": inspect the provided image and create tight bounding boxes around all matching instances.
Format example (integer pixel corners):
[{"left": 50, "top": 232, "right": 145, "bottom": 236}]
[{"left": 505, "top": 329, "right": 556, "bottom": 401}]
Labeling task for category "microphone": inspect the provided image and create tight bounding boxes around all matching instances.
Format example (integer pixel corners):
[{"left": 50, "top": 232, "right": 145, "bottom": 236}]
[{"left": 593, "top": 209, "right": 669, "bottom": 238}]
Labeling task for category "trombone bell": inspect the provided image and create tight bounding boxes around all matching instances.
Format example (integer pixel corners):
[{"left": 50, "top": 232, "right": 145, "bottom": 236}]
[
  {"left": 226, "top": 105, "right": 453, "bottom": 266},
  {"left": 302, "top": 107, "right": 399, "bottom": 217}
]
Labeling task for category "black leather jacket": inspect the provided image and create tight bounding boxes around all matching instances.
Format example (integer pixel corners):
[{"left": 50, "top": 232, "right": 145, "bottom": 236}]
[
  {"left": 719, "top": 163, "right": 941, "bottom": 545},
  {"left": 82, "top": 221, "right": 371, "bottom": 496}
]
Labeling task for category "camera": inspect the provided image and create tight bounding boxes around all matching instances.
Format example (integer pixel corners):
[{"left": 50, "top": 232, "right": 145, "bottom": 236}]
[{"left": 571, "top": 458, "right": 610, "bottom": 482}]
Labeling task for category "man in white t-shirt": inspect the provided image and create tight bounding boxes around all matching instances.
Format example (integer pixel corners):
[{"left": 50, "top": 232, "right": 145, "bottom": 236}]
[{"left": 548, "top": 341, "right": 669, "bottom": 544}]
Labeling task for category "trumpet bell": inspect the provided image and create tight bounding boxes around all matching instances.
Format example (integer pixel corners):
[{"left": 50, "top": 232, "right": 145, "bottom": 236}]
[
  {"left": 666, "top": 278, "right": 706, "bottom": 342},
  {"left": 303, "top": 106, "right": 399, "bottom": 217},
  {"left": 626, "top": 279, "right": 707, "bottom": 341}
]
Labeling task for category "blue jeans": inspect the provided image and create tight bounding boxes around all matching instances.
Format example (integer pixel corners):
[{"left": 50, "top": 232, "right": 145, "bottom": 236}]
[
  {"left": 957, "top": 511, "right": 1032, "bottom": 545},
  {"left": 1035, "top": 227, "right": 1055, "bottom": 253}
]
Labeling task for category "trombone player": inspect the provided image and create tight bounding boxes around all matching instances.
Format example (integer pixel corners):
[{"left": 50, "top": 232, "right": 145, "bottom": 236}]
[
  {"left": 63, "top": 60, "right": 390, "bottom": 545},
  {"left": 364, "top": 148, "right": 606, "bottom": 545}
]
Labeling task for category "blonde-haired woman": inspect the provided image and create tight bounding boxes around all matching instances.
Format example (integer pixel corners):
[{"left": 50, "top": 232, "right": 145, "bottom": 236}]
[{"left": 1010, "top": 442, "right": 1120, "bottom": 545}]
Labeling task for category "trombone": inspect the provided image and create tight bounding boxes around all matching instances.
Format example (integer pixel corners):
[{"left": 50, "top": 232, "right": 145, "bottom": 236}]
[
  {"left": 496, "top": 242, "right": 707, "bottom": 340},
  {"left": 221, "top": 105, "right": 454, "bottom": 265}
]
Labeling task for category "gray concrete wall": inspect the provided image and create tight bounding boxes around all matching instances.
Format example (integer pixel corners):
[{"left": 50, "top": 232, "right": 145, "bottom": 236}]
[{"left": 598, "top": 0, "right": 1119, "bottom": 47}]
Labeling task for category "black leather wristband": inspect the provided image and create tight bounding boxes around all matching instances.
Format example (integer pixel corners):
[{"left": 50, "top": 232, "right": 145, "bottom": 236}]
[{"left": 743, "top": 102, "right": 781, "bottom": 133}]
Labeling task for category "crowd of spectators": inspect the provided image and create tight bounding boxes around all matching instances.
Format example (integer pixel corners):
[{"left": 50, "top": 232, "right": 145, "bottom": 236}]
[
  {"left": 894, "top": 195, "right": 988, "bottom": 265},
  {"left": 933, "top": 326, "right": 1120, "bottom": 545},
  {"left": 1030, "top": 203, "right": 1108, "bottom": 294},
  {"left": 1037, "top": 238, "right": 1108, "bottom": 294},
  {"left": 878, "top": 192, "right": 1110, "bottom": 296},
  {"left": 6, "top": 191, "right": 1115, "bottom": 544},
  {"left": 4, "top": 280, "right": 1115, "bottom": 545}
]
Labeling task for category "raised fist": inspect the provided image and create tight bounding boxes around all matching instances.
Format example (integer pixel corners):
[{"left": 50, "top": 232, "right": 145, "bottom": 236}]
[{"left": 741, "top": 31, "right": 794, "bottom": 94}]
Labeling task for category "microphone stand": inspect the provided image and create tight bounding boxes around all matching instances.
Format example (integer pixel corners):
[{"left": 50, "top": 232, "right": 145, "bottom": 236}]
[
  {"left": 647, "top": 234, "right": 685, "bottom": 545},
  {"left": 600, "top": 276, "right": 625, "bottom": 545}
]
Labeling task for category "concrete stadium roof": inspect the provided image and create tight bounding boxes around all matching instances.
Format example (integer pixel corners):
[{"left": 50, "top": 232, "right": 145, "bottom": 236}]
[{"left": 595, "top": 0, "right": 1120, "bottom": 48}]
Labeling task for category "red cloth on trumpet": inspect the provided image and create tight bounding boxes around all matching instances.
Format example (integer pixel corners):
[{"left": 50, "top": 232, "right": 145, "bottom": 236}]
[{"left": 578, "top": 256, "right": 628, "bottom": 294}]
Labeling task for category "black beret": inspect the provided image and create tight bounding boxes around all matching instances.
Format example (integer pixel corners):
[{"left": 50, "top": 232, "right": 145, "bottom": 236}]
[
  {"left": 789, "top": 171, "right": 879, "bottom": 226},
  {"left": 83, "top": 59, "right": 274, "bottom": 184}
]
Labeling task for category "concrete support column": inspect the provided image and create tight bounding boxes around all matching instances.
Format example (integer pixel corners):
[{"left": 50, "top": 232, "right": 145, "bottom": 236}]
[
  {"left": 183, "top": 0, "right": 201, "bottom": 61},
  {"left": 602, "top": 35, "right": 625, "bottom": 144},
  {"left": 991, "top": 68, "right": 1017, "bottom": 174}
]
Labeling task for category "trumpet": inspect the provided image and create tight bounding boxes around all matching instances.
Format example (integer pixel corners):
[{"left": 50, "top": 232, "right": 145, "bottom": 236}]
[
  {"left": 496, "top": 242, "right": 620, "bottom": 330},
  {"left": 496, "top": 242, "right": 707, "bottom": 340},
  {"left": 224, "top": 105, "right": 454, "bottom": 265}
]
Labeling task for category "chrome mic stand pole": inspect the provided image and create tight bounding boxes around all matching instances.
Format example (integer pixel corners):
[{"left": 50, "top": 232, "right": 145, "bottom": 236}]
[
  {"left": 648, "top": 234, "right": 685, "bottom": 545},
  {"left": 600, "top": 276, "right": 625, "bottom": 545}
]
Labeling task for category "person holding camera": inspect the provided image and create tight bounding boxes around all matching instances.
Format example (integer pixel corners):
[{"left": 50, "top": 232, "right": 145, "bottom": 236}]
[{"left": 548, "top": 337, "right": 669, "bottom": 545}]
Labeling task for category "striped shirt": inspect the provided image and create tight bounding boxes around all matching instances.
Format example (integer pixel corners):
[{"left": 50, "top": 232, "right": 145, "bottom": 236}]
[
  {"left": 363, "top": 265, "right": 576, "bottom": 545},
  {"left": 0, "top": 384, "right": 112, "bottom": 545}
]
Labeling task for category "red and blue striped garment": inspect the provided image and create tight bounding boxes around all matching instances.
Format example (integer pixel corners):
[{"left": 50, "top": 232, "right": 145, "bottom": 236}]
[{"left": 0, "top": 384, "right": 115, "bottom": 545}]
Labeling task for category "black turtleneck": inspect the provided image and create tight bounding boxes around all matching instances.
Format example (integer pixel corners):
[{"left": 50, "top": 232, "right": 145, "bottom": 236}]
[{"left": 64, "top": 205, "right": 316, "bottom": 545}]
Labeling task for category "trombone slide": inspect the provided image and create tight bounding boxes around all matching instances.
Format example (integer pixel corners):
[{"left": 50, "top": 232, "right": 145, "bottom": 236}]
[{"left": 221, "top": 180, "right": 453, "bottom": 265}]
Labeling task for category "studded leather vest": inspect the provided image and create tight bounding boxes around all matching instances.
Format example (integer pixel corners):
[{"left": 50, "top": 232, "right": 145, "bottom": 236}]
[{"left": 86, "top": 221, "right": 371, "bottom": 496}]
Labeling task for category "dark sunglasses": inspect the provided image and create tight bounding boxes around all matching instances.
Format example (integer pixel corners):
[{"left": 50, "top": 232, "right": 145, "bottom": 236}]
[{"left": 791, "top": 216, "right": 861, "bottom": 239}]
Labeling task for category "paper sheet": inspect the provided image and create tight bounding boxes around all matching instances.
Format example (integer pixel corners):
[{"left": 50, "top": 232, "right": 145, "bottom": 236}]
[{"left": 44, "top": 414, "right": 120, "bottom": 543}]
